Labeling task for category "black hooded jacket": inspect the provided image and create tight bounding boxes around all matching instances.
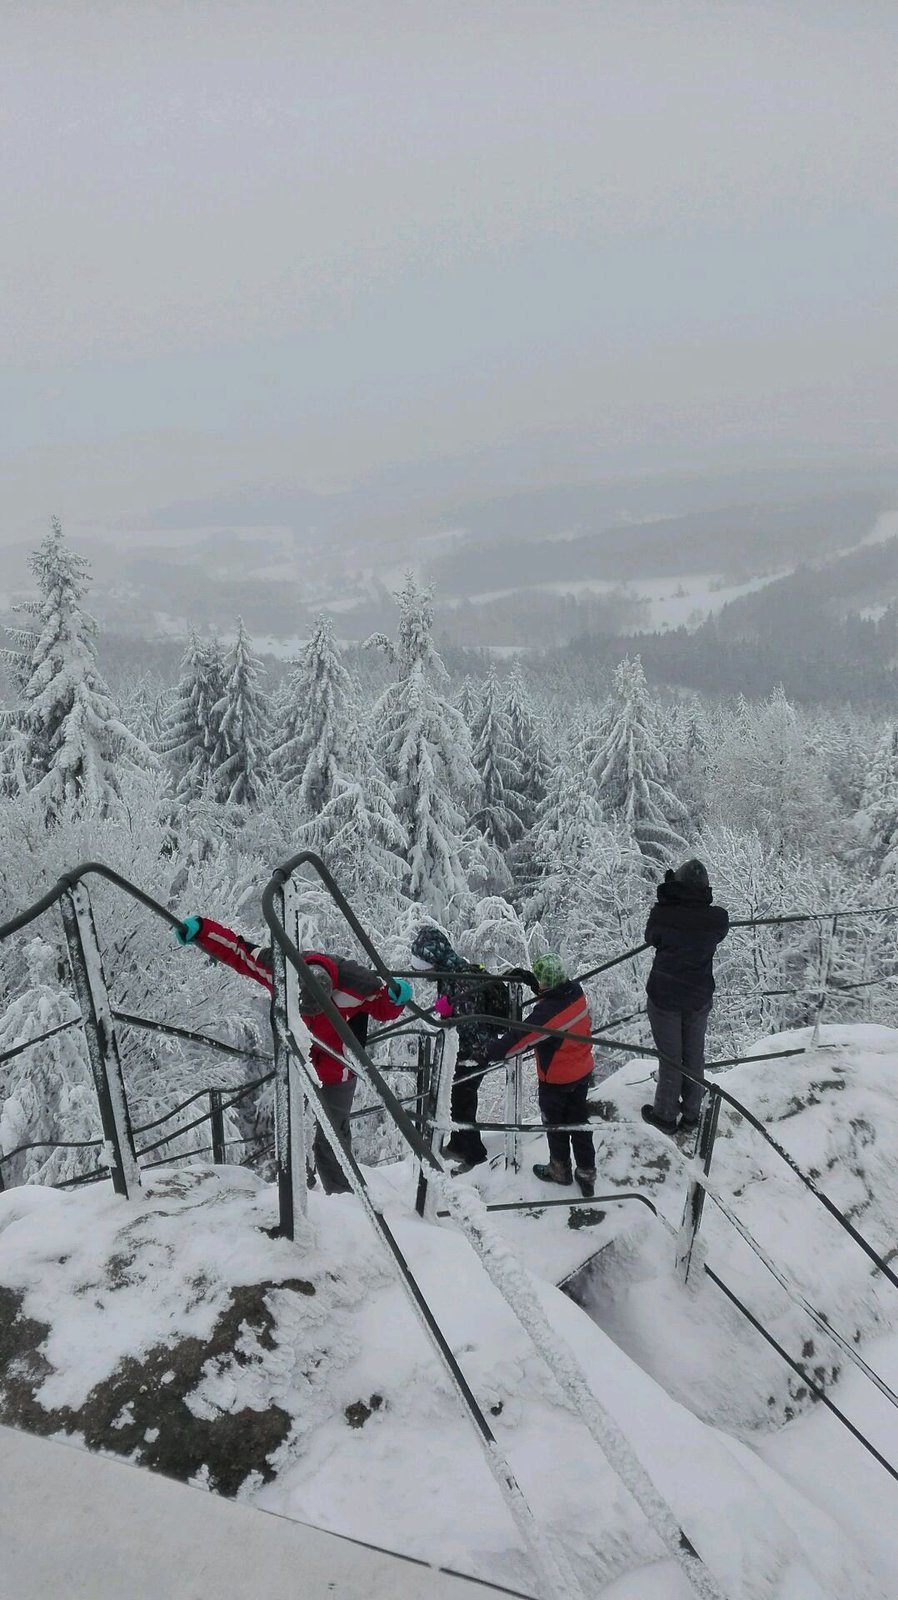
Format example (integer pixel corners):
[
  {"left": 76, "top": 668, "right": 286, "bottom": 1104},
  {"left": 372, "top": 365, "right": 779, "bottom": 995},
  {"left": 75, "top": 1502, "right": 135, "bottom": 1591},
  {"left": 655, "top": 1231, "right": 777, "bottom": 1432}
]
[{"left": 645, "top": 873, "right": 729, "bottom": 1012}]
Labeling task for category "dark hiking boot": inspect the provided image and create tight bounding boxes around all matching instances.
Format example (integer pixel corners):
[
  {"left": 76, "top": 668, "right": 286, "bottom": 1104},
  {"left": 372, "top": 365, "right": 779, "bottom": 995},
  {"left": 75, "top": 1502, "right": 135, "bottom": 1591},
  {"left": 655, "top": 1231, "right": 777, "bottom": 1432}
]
[
  {"left": 450, "top": 1157, "right": 488, "bottom": 1177},
  {"left": 677, "top": 1115, "right": 700, "bottom": 1133},
  {"left": 533, "top": 1159, "right": 573, "bottom": 1186},
  {"left": 574, "top": 1167, "right": 597, "bottom": 1199},
  {"left": 641, "top": 1104, "right": 678, "bottom": 1136}
]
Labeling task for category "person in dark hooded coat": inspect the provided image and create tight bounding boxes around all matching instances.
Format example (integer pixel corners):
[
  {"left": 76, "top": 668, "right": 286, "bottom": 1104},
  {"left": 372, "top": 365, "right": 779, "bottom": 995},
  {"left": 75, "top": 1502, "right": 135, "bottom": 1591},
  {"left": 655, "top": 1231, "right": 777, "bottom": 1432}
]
[
  {"left": 410, "top": 926, "right": 510, "bottom": 1171},
  {"left": 641, "top": 859, "right": 729, "bottom": 1136}
]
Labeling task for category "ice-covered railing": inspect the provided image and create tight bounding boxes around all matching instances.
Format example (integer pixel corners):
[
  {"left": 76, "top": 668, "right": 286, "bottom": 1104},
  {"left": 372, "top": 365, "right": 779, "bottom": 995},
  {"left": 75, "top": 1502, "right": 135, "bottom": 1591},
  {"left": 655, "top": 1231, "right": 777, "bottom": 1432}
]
[
  {"left": 262, "top": 851, "right": 730, "bottom": 1600},
  {"left": 264, "top": 852, "right": 898, "bottom": 1508},
  {"left": 0, "top": 863, "right": 275, "bottom": 1196},
  {"left": 4, "top": 854, "right": 898, "bottom": 1539}
]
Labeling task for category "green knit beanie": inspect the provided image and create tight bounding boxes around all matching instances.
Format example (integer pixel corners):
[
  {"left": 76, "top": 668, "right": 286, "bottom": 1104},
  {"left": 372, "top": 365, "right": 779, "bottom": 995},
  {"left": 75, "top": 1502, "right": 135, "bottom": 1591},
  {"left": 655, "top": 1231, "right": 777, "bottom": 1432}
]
[{"left": 532, "top": 952, "right": 567, "bottom": 990}]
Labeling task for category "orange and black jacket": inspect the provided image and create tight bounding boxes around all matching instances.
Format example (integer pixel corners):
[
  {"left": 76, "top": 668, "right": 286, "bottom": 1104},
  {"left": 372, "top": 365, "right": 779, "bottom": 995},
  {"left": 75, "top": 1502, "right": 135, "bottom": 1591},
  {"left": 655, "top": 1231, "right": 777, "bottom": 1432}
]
[{"left": 486, "top": 979, "right": 594, "bottom": 1084}]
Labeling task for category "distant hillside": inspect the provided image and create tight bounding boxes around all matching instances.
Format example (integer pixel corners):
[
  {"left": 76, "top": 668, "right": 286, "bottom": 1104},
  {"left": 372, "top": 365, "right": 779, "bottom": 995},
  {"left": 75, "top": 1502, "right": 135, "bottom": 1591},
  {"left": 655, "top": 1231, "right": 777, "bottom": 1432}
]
[
  {"left": 714, "top": 535, "right": 898, "bottom": 637},
  {"left": 563, "top": 539, "right": 898, "bottom": 707},
  {"left": 427, "top": 492, "right": 886, "bottom": 595}
]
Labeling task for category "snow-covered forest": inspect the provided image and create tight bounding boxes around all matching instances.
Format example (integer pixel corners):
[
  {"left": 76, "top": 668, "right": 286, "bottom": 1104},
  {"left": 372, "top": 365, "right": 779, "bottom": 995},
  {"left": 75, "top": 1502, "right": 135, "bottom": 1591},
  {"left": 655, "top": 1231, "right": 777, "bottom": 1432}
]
[{"left": 2, "top": 521, "right": 898, "bottom": 1180}]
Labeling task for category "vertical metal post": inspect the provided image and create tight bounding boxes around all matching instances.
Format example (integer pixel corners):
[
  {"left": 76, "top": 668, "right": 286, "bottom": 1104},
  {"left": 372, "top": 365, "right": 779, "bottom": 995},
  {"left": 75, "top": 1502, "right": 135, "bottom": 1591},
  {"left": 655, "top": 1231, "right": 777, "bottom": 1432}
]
[
  {"left": 416, "top": 1033, "right": 445, "bottom": 1219},
  {"left": 675, "top": 1089, "right": 721, "bottom": 1284},
  {"left": 414, "top": 1034, "right": 429, "bottom": 1138},
  {"left": 809, "top": 915, "right": 839, "bottom": 1051},
  {"left": 60, "top": 882, "right": 140, "bottom": 1199},
  {"left": 269, "top": 885, "right": 295, "bottom": 1238},
  {"left": 415, "top": 1034, "right": 433, "bottom": 1216},
  {"left": 285, "top": 893, "right": 308, "bottom": 1221},
  {"left": 504, "top": 983, "right": 522, "bottom": 1174},
  {"left": 209, "top": 1090, "right": 226, "bottom": 1165}
]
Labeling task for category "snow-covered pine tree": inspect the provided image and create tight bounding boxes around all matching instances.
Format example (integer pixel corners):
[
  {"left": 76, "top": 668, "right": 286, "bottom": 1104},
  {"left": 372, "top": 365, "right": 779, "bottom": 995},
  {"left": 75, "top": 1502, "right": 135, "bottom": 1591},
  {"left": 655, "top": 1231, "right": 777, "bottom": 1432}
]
[
  {"left": 292, "top": 759, "right": 408, "bottom": 942},
  {"left": 162, "top": 633, "right": 227, "bottom": 803},
  {"left": 271, "top": 613, "right": 353, "bottom": 816},
  {"left": 588, "top": 655, "right": 689, "bottom": 868},
  {"left": 503, "top": 664, "right": 549, "bottom": 835},
  {"left": 212, "top": 618, "right": 269, "bottom": 806},
  {"left": 524, "top": 753, "right": 645, "bottom": 1035},
  {"left": 855, "top": 723, "right": 898, "bottom": 876},
  {"left": 456, "top": 675, "right": 480, "bottom": 731},
  {"left": 470, "top": 666, "right": 521, "bottom": 855},
  {"left": 669, "top": 705, "right": 711, "bottom": 830},
  {"left": 526, "top": 755, "right": 642, "bottom": 961},
  {"left": 371, "top": 574, "right": 477, "bottom": 918},
  {"left": 1, "top": 519, "right": 153, "bottom": 820},
  {"left": 713, "top": 685, "right": 837, "bottom": 858},
  {"left": 0, "top": 937, "right": 98, "bottom": 1186}
]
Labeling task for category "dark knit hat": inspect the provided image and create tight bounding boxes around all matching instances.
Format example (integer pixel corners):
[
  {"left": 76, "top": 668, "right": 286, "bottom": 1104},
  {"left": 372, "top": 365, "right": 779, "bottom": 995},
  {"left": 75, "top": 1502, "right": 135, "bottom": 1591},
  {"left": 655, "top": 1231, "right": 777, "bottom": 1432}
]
[
  {"left": 673, "top": 858, "right": 710, "bottom": 891},
  {"left": 410, "top": 926, "right": 467, "bottom": 973}
]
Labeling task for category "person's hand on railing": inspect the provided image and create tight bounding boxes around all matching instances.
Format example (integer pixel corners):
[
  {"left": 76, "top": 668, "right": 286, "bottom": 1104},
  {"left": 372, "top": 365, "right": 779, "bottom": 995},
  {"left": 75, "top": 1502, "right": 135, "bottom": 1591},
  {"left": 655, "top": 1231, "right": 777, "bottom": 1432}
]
[
  {"left": 433, "top": 995, "right": 454, "bottom": 1018},
  {"left": 174, "top": 916, "right": 202, "bottom": 946},
  {"left": 387, "top": 977, "right": 413, "bottom": 1007}
]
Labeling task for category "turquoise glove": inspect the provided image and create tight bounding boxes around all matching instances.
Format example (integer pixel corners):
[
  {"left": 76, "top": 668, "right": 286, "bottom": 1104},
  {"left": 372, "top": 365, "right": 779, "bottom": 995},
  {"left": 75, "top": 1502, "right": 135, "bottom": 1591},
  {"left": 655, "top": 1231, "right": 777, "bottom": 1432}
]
[
  {"left": 388, "top": 976, "right": 413, "bottom": 1007},
  {"left": 174, "top": 916, "right": 202, "bottom": 946}
]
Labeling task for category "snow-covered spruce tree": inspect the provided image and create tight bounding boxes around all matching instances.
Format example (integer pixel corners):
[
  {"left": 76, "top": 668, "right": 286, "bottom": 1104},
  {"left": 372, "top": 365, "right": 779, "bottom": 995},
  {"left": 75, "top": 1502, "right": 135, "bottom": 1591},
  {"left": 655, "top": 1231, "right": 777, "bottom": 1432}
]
[
  {"left": 0, "top": 936, "right": 98, "bottom": 1186},
  {"left": 470, "top": 666, "right": 521, "bottom": 855},
  {"left": 271, "top": 613, "right": 353, "bottom": 816},
  {"left": 525, "top": 754, "right": 646, "bottom": 1038},
  {"left": 290, "top": 753, "right": 409, "bottom": 944},
  {"left": 712, "top": 685, "right": 838, "bottom": 858},
  {"left": 814, "top": 706, "right": 874, "bottom": 814},
  {"left": 670, "top": 706, "right": 711, "bottom": 830},
  {"left": 588, "top": 655, "right": 689, "bottom": 869},
  {"left": 370, "top": 574, "right": 477, "bottom": 918},
  {"left": 855, "top": 723, "right": 898, "bottom": 876},
  {"left": 162, "top": 632, "right": 228, "bottom": 803},
  {"left": 503, "top": 664, "right": 549, "bottom": 836},
  {"left": 526, "top": 757, "right": 642, "bottom": 960},
  {"left": 455, "top": 675, "right": 481, "bottom": 731},
  {"left": 211, "top": 618, "right": 269, "bottom": 806},
  {"left": 2, "top": 519, "right": 153, "bottom": 820}
]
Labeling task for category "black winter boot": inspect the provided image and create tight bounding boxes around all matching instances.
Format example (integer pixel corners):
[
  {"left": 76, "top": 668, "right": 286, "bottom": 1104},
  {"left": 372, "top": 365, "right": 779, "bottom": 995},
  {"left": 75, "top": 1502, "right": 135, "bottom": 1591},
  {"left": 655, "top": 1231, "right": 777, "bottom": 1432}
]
[
  {"left": 641, "top": 1104, "right": 678, "bottom": 1136},
  {"left": 574, "top": 1167, "right": 596, "bottom": 1198},
  {"left": 533, "top": 1158, "right": 573, "bottom": 1186}
]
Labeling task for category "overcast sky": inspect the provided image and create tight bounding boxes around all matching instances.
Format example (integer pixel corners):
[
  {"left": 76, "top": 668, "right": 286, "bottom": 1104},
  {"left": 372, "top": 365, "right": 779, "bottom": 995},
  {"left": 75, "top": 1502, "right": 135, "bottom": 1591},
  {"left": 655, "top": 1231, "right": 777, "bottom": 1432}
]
[{"left": 1, "top": 0, "right": 897, "bottom": 546}]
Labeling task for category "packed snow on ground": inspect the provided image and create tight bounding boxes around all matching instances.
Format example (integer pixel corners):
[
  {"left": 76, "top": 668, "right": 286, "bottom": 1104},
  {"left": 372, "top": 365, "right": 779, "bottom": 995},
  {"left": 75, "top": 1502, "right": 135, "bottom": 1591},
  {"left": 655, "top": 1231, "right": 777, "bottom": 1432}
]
[{"left": 1, "top": 1025, "right": 897, "bottom": 1598}]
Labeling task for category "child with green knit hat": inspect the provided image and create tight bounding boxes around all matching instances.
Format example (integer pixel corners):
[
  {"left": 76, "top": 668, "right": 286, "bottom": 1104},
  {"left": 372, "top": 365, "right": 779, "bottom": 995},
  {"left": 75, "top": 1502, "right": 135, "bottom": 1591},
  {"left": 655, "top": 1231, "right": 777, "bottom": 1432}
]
[{"left": 488, "top": 951, "right": 597, "bottom": 1197}]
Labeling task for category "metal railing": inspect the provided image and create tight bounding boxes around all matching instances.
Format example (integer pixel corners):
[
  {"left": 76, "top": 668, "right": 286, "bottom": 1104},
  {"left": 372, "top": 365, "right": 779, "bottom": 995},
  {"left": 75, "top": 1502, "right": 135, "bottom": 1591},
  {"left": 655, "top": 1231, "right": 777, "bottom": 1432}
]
[
  {"left": 3, "top": 853, "right": 898, "bottom": 1527},
  {"left": 261, "top": 852, "right": 898, "bottom": 1509},
  {"left": 0, "top": 863, "right": 275, "bottom": 1197},
  {"left": 262, "top": 851, "right": 732, "bottom": 1600}
]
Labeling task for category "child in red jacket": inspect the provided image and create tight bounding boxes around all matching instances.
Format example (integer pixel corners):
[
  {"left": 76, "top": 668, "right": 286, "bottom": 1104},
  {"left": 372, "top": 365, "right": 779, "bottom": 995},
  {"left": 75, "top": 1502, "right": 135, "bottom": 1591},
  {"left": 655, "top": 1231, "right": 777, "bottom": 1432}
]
[{"left": 175, "top": 915, "right": 410, "bottom": 1193}]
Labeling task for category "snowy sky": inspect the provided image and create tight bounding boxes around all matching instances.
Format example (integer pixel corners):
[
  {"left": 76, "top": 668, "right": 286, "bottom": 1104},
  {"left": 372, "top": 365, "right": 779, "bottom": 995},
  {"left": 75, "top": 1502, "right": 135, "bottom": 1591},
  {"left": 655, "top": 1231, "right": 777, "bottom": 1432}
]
[{"left": 2, "top": 0, "right": 898, "bottom": 544}]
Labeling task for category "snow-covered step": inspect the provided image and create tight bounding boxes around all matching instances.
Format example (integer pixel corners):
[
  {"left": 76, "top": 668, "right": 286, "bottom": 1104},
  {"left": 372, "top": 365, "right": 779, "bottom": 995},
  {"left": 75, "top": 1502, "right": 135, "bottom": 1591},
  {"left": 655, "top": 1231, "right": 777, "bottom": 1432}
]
[{"left": 0, "top": 1423, "right": 524, "bottom": 1600}]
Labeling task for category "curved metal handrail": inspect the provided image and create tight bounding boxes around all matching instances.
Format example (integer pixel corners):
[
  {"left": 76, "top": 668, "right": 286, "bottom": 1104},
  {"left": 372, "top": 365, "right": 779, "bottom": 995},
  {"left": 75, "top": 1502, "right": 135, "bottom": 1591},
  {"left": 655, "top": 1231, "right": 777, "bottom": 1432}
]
[
  {"left": 266, "top": 852, "right": 898, "bottom": 1301},
  {"left": 0, "top": 860, "right": 185, "bottom": 944}
]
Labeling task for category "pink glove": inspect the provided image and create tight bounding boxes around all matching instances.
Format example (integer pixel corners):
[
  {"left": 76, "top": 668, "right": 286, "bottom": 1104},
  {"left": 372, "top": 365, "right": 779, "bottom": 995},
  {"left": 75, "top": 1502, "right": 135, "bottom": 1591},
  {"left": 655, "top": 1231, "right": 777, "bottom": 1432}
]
[{"left": 433, "top": 995, "right": 454, "bottom": 1019}]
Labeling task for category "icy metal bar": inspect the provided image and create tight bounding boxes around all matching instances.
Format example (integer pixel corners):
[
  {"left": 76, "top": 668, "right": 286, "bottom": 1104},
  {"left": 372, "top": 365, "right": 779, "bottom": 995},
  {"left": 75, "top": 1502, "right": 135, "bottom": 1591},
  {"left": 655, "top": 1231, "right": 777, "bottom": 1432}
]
[
  {"left": 676, "top": 1092, "right": 721, "bottom": 1284},
  {"left": 60, "top": 883, "right": 139, "bottom": 1199},
  {"left": 209, "top": 1090, "right": 226, "bottom": 1165}
]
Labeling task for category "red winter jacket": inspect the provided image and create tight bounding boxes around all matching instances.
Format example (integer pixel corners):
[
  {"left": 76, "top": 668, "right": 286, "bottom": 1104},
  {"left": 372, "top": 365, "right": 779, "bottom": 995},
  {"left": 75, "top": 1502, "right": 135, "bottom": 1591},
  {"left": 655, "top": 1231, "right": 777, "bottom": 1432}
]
[
  {"left": 487, "top": 979, "right": 594, "bottom": 1084},
  {"left": 193, "top": 919, "right": 404, "bottom": 1085}
]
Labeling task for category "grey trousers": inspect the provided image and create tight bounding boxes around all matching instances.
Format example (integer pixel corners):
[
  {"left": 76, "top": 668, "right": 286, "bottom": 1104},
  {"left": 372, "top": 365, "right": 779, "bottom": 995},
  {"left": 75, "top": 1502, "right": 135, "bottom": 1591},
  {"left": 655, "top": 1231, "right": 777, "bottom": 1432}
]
[
  {"left": 313, "top": 1077, "right": 356, "bottom": 1194},
  {"left": 647, "top": 999, "right": 711, "bottom": 1125}
]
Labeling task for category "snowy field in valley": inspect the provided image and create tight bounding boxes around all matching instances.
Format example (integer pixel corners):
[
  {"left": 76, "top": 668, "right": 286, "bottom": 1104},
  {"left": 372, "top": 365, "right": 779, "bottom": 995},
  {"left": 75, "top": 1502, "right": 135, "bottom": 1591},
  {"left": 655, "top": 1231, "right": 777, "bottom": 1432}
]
[{"left": 2, "top": 1025, "right": 897, "bottom": 1599}]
